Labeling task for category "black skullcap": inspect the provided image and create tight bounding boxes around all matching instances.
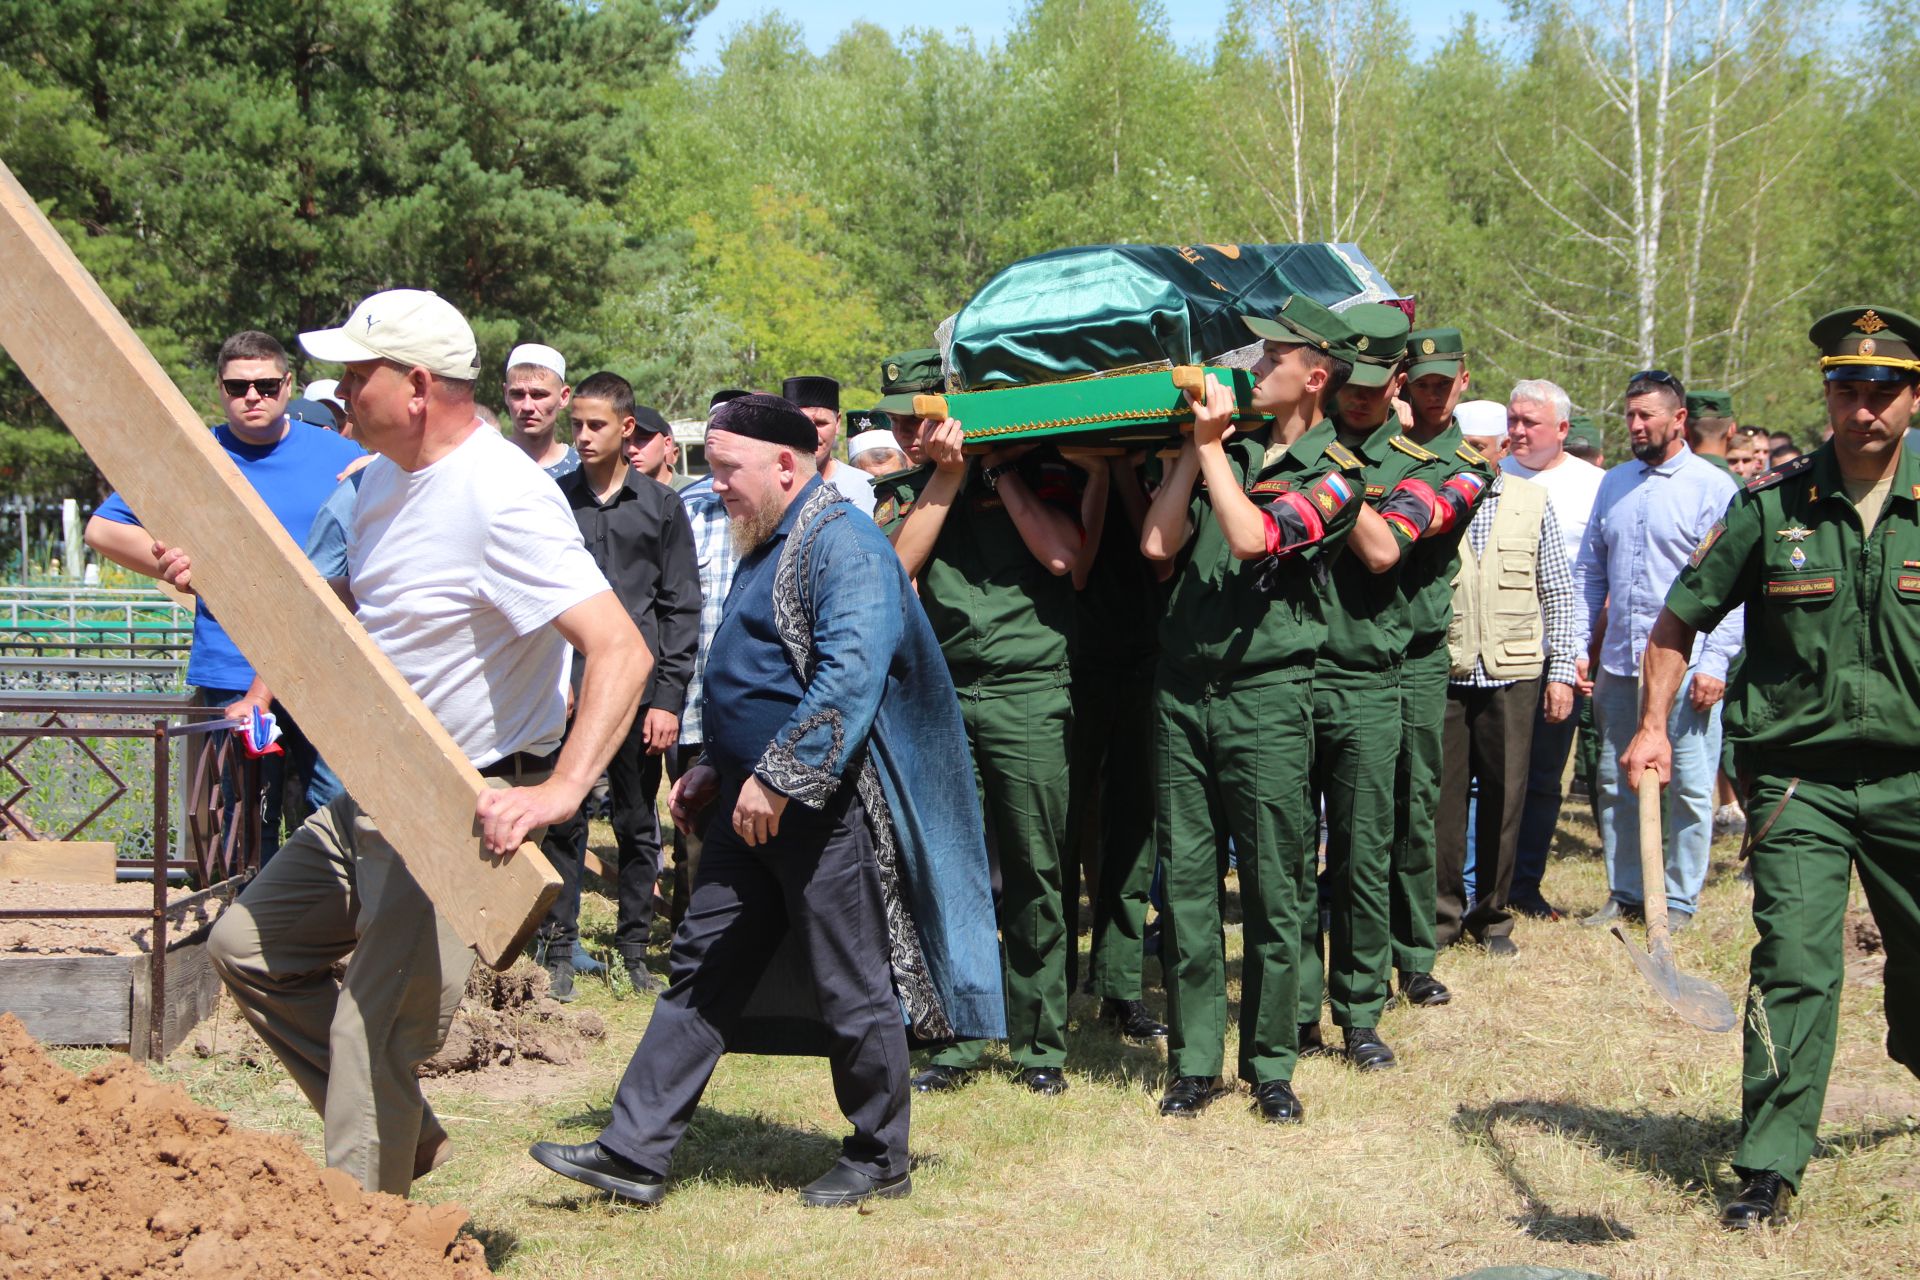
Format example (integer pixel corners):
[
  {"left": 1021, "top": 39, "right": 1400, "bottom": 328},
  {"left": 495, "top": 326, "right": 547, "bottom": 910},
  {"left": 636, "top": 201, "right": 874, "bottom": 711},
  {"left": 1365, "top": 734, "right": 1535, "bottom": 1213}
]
[
  {"left": 709, "top": 387, "right": 752, "bottom": 409},
  {"left": 706, "top": 393, "right": 817, "bottom": 453},
  {"left": 782, "top": 375, "right": 840, "bottom": 412},
  {"left": 632, "top": 405, "right": 670, "bottom": 436}
]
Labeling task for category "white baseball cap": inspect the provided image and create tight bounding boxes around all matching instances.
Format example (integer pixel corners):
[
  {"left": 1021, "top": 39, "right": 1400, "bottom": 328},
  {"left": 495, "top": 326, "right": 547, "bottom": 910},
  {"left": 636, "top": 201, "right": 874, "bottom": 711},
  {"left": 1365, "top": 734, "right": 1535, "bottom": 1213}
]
[
  {"left": 1456, "top": 399, "right": 1509, "bottom": 438},
  {"left": 303, "top": 378, "right": 342, "bottom": 405},
  {"left": 299, "top": 290, "right": 479, "bottom": 381},
  {"left": 848, "top": 429, "right": 898, "bottom": 460},
  {"left": 505, "top": 343, "right": 567, "bottom": 380}
]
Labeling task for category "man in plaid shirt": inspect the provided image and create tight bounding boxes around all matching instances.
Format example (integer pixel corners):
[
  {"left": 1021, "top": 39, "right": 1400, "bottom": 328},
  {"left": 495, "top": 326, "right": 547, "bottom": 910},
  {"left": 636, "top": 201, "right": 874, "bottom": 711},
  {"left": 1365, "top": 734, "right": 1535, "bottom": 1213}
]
[{"left": 1435, "top": 403, "right": 1581, "bottom": 957}]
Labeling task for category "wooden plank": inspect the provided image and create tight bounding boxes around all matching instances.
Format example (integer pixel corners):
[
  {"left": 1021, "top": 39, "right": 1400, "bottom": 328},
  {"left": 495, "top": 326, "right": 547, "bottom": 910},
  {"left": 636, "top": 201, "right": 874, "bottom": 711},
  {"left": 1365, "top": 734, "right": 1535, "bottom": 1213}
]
[
  {"left": 0, "top": 953, "right": 135, "bottom": 1047},
  {"left": 159, "top": 941, "right": 225, "bottom": 1060},
  {"left": 0, "top": 162, "right": 557, "bottom": 969},
  {"left": 0, "top": 840, "right": 116, "bottom": 885}
]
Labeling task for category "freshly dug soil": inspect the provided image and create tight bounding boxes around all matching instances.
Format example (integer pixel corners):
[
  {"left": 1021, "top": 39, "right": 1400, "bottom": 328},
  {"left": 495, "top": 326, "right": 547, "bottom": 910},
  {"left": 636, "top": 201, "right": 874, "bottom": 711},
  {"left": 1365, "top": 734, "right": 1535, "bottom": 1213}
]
[
  {"left": 0, "top": 1013, "right": 492, "bottom": 1279},
  {"left": 421, "top": 963, "right": 605, "bottom": 1076},
  {"left": 0, "top": 879, "right": 234, "bottom": 956}
]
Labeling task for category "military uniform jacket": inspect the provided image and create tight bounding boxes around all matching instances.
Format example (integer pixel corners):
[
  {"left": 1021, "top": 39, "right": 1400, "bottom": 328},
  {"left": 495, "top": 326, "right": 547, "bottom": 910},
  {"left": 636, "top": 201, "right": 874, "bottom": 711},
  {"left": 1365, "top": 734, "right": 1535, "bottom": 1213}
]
[
  {"left": 1158, "top": 420, "right": 1367, "bottom": 684},
  {"left": 1316, "top": 419, "right": 1462, "bottom": 678},
  {"left": 1399, "top": 421, "right": 1496, "bottom": 646},
  {"left": 874, "top": 450, "right": 1080, "bottom": 695},
  {"left": 1666, "top": 441, "right": 1920, "bottom": 775}
]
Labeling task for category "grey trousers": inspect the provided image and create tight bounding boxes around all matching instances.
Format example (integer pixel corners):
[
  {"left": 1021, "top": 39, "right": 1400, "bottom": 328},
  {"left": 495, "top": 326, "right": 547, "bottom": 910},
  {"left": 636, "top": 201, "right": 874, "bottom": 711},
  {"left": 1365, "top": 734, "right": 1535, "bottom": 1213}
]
[{"left": 207, "top": 774, "right": 543, "bottom": 1194}]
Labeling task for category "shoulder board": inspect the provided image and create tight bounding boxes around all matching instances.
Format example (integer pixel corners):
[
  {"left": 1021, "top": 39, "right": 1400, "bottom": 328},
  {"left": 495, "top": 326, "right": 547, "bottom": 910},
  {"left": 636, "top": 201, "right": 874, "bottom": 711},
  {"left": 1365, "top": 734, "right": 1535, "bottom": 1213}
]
[
  {"left": 1745, "top": 454, "right": 1814, "bottom": 493},
  {"left": 1456, "top": 443, "right": 1490, "bottom": 468},
  {"left": 1390, "top": 436, "right": 1440, "bottom": 462},
  {"left": 1323, "top": 441, "right": 1364, "bottom": 470}
]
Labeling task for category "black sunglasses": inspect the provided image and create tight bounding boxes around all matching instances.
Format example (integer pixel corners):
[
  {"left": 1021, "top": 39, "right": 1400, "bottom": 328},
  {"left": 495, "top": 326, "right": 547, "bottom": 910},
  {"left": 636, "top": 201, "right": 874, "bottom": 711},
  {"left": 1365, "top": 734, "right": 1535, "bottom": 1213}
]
[
  {"left": 1627, "top": 369, "right": 1682, "bottom": 391},
  {"left": 221, "top": 376, "right": 287, "bottom": 398}
]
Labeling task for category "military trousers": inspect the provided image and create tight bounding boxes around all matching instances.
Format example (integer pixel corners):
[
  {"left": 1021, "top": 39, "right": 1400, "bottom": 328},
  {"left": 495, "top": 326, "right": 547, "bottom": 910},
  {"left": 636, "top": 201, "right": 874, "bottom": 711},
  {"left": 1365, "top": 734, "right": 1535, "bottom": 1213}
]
[
  {"left": 1072, "top": 654, "right": 1158, "bottom": 1003},
  {"left": 1153, "top": 666, "right": 1315, "bottom": 1085},
  {"left": 1390, "top": 642, "right": 1448, "bottom": 977},
  {"left": 1302, "top": 668, "right": 1403, "bottom": 1030},
  {"left": 930, "top": 684, "right": 1073, "bottom": 1070},
  {"left": 206, "top": 773, "right": 545, "bottom": 1195},
  {"left": 1735, "top": 769, "right": 1920, "bottom": 1190}
]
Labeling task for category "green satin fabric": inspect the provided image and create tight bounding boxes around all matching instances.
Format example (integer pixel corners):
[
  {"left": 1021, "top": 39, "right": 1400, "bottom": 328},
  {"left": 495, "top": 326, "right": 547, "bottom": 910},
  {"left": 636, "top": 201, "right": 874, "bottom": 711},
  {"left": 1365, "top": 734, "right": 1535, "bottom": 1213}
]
[
  {"left": 949, "top": 243, "right": 1400, "bottom": 390},
  {"left": 933, "top": 366, "right": 1257, "bottom": 446}
]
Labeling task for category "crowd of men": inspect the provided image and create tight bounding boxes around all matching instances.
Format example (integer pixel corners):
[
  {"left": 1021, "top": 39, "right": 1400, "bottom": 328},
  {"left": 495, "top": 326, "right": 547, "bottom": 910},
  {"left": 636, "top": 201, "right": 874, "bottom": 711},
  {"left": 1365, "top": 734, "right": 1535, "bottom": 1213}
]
[{"left": 79, "top": 287, "right": 1920, "bottom": 1231}]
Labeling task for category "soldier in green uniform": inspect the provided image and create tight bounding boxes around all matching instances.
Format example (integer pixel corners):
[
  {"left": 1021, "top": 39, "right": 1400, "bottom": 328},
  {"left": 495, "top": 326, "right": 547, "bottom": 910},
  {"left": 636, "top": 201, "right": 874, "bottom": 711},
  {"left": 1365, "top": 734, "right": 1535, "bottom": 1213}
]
[
  {"left": 1299, "top": 304, "right": 1489, "bottom": 1070},
  {"left": 871, "top": 349, "right": 1088, "bottom": 1097},
  {"left": 1623, "top": 305, "right": 1920, "bottom": 1228},
  {"left": 1393, "top": 327, "right": 1496, "bottom": 1003},
  {"left": 1686, "top": 389, "right": 1738, "bottom": 475},
  {"left": 1138, "top": 294, "right": 1367, "bottom": 1122}
]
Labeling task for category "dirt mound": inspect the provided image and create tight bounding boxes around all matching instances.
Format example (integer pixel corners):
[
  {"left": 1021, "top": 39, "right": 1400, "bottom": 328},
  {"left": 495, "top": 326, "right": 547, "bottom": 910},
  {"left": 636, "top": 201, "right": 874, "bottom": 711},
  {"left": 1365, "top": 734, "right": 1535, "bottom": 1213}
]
[
  {"left": 0, "top": 1013, "right": 492, "bottom": 1279},
  {"left": 420, "top": 963, "right": 605, "bottom": 1076}
]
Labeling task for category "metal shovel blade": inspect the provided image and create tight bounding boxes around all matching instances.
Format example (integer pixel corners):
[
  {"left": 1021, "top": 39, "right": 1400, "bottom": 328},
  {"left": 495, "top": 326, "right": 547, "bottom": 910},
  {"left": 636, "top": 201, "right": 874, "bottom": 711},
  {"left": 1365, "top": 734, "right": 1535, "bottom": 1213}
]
[
  {"left": 1611, "top": 922, "right": 1738, "bottom": 1032},
  {"left": 1612, "top": 763, "right": 1739, "bottom": 1033}
]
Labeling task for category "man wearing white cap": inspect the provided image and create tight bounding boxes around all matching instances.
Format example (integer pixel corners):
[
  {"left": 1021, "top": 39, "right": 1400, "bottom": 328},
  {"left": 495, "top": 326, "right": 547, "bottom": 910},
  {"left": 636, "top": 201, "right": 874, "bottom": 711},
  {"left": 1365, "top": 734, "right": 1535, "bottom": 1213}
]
[
  {"left": 848, "top": 418, "right": 908, "bottom": 477},
  {"left": 1436, "top": 400, "right": 1579, "bottom": 956},
  {"left": 504, "top": 341, "right": 579, "bottom": 480},
  {"left": 204, "top": 289, "right": 651, "bottom": 1197}
]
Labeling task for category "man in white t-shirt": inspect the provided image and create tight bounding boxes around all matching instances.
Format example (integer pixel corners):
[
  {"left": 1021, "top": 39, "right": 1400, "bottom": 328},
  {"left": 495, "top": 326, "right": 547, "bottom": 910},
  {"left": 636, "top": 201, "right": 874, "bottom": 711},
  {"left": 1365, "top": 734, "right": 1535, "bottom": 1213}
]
[
  {"left": 206, "top": 290, "right": 650, "bottom": 1198},
  {"left": 1500, "top": 378, "right": 1607, "bottom": 919}
]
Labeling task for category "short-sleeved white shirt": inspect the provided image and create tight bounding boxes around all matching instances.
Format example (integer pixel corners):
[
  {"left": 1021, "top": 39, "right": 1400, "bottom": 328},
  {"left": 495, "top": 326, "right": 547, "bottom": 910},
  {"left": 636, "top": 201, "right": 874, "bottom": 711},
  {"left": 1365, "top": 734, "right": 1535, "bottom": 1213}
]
[{"left": 348, "top": 424, "right": 609, "bottom": 766}]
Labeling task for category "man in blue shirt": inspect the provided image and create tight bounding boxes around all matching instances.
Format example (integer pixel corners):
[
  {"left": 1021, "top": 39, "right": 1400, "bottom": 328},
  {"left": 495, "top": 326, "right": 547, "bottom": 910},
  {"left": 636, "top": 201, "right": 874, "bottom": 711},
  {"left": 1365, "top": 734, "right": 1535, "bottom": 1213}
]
[
  {"left": 85, "top": 330, "right": 364, "bottom": 856},
  {"left": 1571, "top": 370, "right": 1741, "bottom": 929}
]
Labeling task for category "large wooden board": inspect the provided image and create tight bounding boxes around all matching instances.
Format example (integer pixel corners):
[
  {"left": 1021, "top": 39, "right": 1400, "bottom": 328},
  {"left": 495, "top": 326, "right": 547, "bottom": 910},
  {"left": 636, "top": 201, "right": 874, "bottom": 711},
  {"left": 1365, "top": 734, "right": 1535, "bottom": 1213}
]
[
  {"left": 0, "top": 841, "right": 116, "bottom": 885},
  {"left": 0, "top": 162, "right": 558, "bottom": 969}
]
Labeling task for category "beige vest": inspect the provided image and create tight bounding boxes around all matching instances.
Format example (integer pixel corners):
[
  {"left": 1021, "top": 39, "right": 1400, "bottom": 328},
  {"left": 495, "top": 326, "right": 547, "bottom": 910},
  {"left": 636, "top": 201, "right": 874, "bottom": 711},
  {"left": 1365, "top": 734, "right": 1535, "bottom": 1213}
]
[{"left": 1448, "top": 476, "right": 1548, "bottom": 681}]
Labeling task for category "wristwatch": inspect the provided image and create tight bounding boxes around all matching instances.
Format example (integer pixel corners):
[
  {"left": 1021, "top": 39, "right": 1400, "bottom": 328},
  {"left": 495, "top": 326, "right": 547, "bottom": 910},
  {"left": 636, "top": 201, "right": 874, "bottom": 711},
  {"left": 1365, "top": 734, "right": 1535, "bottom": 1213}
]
[{"left": 980, "top": 461, "right": 1014, "bottom": 492}]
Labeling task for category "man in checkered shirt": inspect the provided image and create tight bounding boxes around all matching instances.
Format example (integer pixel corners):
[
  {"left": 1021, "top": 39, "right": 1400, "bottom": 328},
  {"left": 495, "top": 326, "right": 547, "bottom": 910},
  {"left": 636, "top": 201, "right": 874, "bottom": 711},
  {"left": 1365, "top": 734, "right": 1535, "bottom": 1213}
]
[{"left": 1434, "top": 401, "right": 1582, "bottom": 957}]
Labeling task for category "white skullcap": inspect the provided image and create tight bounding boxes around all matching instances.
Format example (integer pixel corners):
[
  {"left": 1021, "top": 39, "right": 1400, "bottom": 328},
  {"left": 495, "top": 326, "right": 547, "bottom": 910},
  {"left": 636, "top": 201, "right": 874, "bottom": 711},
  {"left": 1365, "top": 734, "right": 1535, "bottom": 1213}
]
[
  {"left": 848, "top": 429, "right": 899, "bottom": 460},
  {"left": 1455, "top": 399, "right": 1509, "bottom": 438},
  {"left": 505, "top": 343, "right": 566, "bottom": 379}
]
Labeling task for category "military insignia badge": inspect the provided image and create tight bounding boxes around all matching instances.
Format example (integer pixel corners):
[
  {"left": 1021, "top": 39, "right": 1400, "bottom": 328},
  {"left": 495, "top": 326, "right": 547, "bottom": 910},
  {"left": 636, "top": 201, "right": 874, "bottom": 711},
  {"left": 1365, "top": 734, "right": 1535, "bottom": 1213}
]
[
  {"left": 885, "top": 363, "right": 901, "bottom": 381},
  {"left": 1689, "top": 520, "right": 1726, "bottom": 567},
  {"left": 1855, "top": 310, "right": 1889, "bottom": 335},
  {"left": 1420, "top": 338, "right": 1436, "bottom": 356},
  {"left": 1776, "top": 524, "right": 1812, "bottom": 542},
  {"left": 874, "top": 497, "right": 899, "bottom": 524},
  {"left": 1860, "top": 338, "right": 1878, "bottom": 357},
  {"left": 1790, "top": 546, "right": 1807, "bottom": 569},
  {"left": 1356, "top": 336, "right": 1370, "bottom": 351}
]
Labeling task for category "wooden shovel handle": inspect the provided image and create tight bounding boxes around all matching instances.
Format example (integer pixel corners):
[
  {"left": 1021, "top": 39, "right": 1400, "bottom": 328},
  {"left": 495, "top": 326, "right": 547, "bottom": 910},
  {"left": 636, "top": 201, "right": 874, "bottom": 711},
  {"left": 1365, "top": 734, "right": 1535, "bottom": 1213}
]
[{"left": 1637, "top": 766, "right": 1670, "bottom": 942}]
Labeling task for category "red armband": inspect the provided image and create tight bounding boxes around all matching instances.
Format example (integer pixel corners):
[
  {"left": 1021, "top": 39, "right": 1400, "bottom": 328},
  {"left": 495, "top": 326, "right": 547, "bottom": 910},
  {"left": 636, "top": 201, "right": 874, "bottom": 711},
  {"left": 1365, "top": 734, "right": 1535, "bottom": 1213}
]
[
  {"left": 1427, "top": 471, "right": 1487, "bottom": 536},
  {"left": 1379, "top": 476, "right": 1437, "bottom": 542},
  {"left": 1261, "top": 490, "right": 1326, "bottom": 556}
]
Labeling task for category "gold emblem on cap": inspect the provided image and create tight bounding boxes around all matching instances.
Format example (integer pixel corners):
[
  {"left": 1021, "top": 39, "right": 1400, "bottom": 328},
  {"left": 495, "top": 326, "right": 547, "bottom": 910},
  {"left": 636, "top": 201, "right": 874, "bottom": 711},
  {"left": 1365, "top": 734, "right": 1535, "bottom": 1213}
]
[
  {"left": 1420, "top": 338, "right": 1436, "bottom": 356},
  {"left": 1855, "top": 310, "right": 1889, "bottom": 335},
  {"left": 1860, "top": 338, "right": 1878, "bottom": 357},
  {"left": 1356, "top": 336, "right": 1370, "bottom": 351},
  {"left": 885, "top": 363, "right": 900, "bottom": 381}
]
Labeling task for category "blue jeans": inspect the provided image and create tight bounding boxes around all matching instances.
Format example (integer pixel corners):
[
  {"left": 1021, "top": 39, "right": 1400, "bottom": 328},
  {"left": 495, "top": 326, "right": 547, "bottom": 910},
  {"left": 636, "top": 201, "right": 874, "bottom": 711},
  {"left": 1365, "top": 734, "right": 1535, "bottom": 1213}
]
[
  {"left": 1592, "top": 667, "right": 1717, "bottom": 917},
  {"left": 1512, "top": 689, "right": 1585, "bottom": 904}
]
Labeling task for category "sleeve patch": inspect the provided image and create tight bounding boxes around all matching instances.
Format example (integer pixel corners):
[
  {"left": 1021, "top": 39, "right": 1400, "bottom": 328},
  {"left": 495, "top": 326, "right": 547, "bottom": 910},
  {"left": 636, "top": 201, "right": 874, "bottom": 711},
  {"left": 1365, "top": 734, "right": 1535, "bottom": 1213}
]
[
  {"left": 1250, "top": 479, "right": 1294, "bottom": 495},
  {"left": 1390, "top": 436, "right": 1440, "bottom": 462},
  {"left": 1688, "top": 519, "right": 1725, "bottom": 567},
  {"left": 1365, "top": 483, "right": 1387, "bottom": 499},
  {"left": 1311, "top": 470, "right": 1355, "bottom": 515}
]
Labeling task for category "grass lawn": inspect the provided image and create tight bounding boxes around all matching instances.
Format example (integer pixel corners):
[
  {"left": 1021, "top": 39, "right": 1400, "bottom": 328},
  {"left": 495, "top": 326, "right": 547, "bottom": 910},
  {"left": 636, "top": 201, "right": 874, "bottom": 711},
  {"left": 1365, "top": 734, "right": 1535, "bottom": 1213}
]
[{"left": 70, "top": 813, "right": 1920, "bottom": 1279}]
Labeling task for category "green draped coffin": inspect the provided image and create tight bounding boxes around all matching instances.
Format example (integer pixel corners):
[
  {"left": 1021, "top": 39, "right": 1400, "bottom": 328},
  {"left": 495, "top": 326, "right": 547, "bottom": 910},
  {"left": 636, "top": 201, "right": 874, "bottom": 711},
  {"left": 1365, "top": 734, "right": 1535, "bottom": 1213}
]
[{"left": 919, "top": 242, "right": 1403, "bottom": 447}]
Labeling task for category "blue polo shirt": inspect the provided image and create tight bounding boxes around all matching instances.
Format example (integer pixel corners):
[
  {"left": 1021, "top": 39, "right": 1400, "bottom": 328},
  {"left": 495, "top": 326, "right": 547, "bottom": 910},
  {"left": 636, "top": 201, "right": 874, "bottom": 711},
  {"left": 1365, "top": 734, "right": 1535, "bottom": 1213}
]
[{"left": 94, "top": 420, "right": 364, "bottom": 690}]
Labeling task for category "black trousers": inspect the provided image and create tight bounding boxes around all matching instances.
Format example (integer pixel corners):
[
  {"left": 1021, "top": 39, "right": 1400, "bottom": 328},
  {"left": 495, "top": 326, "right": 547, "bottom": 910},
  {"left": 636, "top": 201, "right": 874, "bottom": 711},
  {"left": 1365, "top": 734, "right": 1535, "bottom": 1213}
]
[
  {"left": 537, "top": 718, "right": 667, "bottom": 961},
  {"left": 1436, "top": 679, "right": 1539, "bottom": 945},
  {"left": 598, "top": 780, "right": 910, "bottom": 1180}
]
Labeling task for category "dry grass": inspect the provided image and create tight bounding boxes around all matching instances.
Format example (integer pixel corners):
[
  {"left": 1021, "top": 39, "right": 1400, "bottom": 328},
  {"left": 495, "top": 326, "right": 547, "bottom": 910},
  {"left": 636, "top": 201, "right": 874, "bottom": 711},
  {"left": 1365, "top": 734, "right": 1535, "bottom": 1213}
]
[{"left": 75, "top": 815, "right": 1920, "bottom": 1280}]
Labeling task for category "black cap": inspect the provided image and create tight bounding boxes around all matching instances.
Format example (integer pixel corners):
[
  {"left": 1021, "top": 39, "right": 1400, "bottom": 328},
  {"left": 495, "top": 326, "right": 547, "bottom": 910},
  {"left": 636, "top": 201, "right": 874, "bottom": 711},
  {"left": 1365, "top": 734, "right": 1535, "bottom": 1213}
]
[
  {"left": 709, "top": 387, "right": 752, "bottom": 409},
  {"left": 632, "top": 405, "right": 670, "bottom": 436},
  {"left": 782, "top": 375, "right": 840, "bottom": 412},
  {"left": 706, "top": 394, "right": 817, "bottom": 453}
]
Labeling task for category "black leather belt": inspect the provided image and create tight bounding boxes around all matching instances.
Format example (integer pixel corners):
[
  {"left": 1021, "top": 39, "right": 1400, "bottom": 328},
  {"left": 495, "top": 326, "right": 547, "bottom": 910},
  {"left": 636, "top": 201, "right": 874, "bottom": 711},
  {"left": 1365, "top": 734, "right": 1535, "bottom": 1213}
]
[{"left": 479, "top": 749, "right": 557, "bottom": 779}]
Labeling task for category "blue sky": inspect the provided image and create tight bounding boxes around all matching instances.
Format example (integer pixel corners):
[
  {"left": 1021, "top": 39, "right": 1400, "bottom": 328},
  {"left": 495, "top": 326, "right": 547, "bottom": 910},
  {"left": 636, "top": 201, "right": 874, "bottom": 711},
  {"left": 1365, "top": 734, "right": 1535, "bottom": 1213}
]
[{"left": 683, "top": 0, "right": 1523, "bottom": 67}]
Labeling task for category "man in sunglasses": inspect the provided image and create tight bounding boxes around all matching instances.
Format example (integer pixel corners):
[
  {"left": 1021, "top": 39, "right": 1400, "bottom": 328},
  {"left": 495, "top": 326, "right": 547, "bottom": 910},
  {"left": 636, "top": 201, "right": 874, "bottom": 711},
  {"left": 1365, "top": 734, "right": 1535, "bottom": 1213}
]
[
  {"left": 1570, "top": 369, "right": 1741, "bottom": 933},
  {"left": 85, "top": 329, "right": 364, "bottom": 856}
]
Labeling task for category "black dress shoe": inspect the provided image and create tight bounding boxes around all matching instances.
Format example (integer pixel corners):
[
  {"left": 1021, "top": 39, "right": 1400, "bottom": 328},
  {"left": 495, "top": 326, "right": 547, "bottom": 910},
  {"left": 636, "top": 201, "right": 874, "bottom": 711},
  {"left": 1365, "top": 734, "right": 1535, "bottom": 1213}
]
[
  {"left": 1400, "top": 972, "right": 1451, "bottom": 1007},
  {"left": 1486, "top": 935, "right": 1519, "bottom": 958},
  {"left": 1298, "top": 1021, "right": 1335, "bottom": 1057},
  {"left": 1343, "top": 1026, "right": 1397, "bottom": 1071},
  {"left": 1158, "top": 1075, "right": 1228, "bottom": 1116},
  {"left": 1101, "top": 997, "right": 1169, "bottom": 1040},
  {"left": 529, "top": 1140, "right": 666, "bottom": 1204},
  {"left": 798, "top": 1164, "right": 912, "bottom": 1208},
  {"left": 1252, "top": 1080, "right": 1304, "bottom": 1123},
  {"left": 624, "top": 962, "right": 661, "bottom": 995},
  {"left": 1720, "top": 1172, "right": 1791, "bottom": 1228},
  {"left": 1013, "top": 1066, "right": 1069, "bottom": 1096},
  {"left": 910, "top": 1064, "right": 973, "bottom": 1093},
  {"left": 1509, "top": 894, "right": 1562, "bottom": 921}
]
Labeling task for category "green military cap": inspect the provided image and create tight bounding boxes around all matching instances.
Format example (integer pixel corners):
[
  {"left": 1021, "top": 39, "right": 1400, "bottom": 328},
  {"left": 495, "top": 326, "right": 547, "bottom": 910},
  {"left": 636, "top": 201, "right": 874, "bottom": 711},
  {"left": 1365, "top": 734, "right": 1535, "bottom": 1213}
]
[
  {"left": 1686, "top": 389, "right": 1734, "bottom": 418},
  {"left": 873, "top": 349, "right": 945, "bottom": 414},
  {"left": 1403, "top": 327, "right": 1465, "bottom": 381},
  {"left": 1565, "top": 414, "right": 1602, "bottom": 452},
  {"left": 1809, "top": 306, "right": 1920, "bottom": 382},
  {"left": 1339, "top": 302, "right": 1412, "bottom": 388},
  {"left": 1241, "top": 293, "right": 1352, "bottom": 353}
]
